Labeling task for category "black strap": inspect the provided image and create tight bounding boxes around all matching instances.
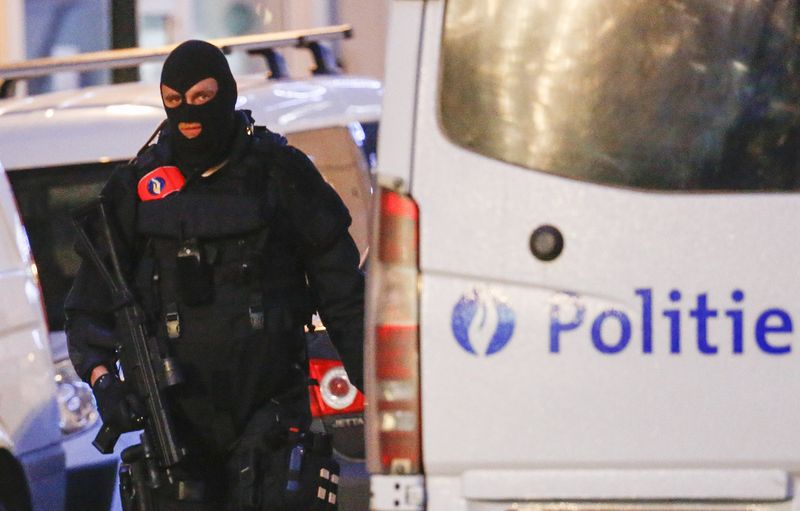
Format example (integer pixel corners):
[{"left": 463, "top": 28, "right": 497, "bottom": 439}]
[{"left": 243, "top": 227, "right": 271, "bottom": 331}]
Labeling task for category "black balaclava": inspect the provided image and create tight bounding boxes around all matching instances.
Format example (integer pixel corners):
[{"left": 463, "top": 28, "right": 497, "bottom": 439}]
[{"left": 160, "top": 40, "right": 238, "bottom": 171}]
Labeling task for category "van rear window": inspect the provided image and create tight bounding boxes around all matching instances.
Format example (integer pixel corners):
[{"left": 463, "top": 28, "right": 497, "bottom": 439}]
[{"left": 440, "top": 1, "right": 800, "bottom": 191}]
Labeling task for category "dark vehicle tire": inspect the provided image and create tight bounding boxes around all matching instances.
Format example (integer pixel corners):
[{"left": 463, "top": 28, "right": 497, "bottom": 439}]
[
  {"left": 0, "top": 484, "right": 32, "bottom": 511},
  {"left": 0, "top": 452, "right": 33, "bottom": 511},
  {"left": 0, "top": 488, "right": 32, "bottom": 511}
]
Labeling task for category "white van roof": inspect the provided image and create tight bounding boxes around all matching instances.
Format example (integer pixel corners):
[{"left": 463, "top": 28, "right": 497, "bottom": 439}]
[{"left": 0, "top": 74, "right": 382, "bottom": 170}]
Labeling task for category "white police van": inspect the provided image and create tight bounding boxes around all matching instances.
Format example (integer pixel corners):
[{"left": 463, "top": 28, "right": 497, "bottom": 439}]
[
  {"left": 0, "top": 26, "right": 379, "bottom": 510},
  {"left": 0, "top": 161, "right": 66, "bottom": 510},
  {"left": 366, "top": 1, "right": 800, "bottom": 511}
]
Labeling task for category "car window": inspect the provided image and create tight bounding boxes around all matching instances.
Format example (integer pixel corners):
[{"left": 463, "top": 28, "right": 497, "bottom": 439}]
[
  {"left": 440, "top": 0, "right": 800, "bottom": 191},
  {"left": 7, "top": 163, "right": 114, "bottom": 330}
]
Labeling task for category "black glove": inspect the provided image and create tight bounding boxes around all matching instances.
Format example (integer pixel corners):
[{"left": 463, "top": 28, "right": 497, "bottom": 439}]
[{"left": 92, "top": 373, "right": 144, "bottom": 433}]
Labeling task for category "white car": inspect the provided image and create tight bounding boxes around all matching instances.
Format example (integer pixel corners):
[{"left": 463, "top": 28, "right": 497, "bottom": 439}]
[
  {"left": 0, "top": 160, "right": 66, "bottom": 511},
  {"left": 0, "top": 26, "right": 379, "bottom": 511}
]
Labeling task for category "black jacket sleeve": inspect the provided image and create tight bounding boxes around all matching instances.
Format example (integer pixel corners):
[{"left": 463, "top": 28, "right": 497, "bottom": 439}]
[
  {"left": 272, "top": 144, "right": 365, "bottom": 391},
  {"left": 64, "top": 163, "right": 139, "bottom": 382},
  {"left": 303, "top": 235, "right": 365, "bottom": 392}
]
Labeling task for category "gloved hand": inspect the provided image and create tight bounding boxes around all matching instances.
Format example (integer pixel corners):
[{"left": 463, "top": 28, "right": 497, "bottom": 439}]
[{"left": 92, "top": 373, "right": 144, "bottom": 433}]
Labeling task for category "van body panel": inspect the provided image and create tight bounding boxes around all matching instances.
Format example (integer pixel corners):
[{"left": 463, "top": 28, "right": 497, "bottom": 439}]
[
  {"left": 426, "top": 476, "right": 466, "bottom": 511},
  {"left": 0, "top": 163, "right": 65, "bottom": 509},
  {"left": 0, "top": 301, "right": 60, "bottom": 455},
  {"left": 0, "top": 270, "right": 43, "bottom": 336},
  {"left": 424, "top": 474, "right": 798, "bottom": 510},
  {"left": 461, "top": 470, "right": 790, "bottom": 501},
  {"left": 374, "top": 0, "right": 426, "bottom": 190},
  {"left": 0, "top": 169, "right": 27, "bottom": 271},
  {"left": 0, "top": 168, "right": 60, "bottom": 456},
  {"left": 463, "top": 501, "right": 794, "bottom": 511},
  {"left": 405, "top": 0, "right": 800, "bottom": 492},
  {"left": 418, "top": 272, "right": 800, "bottom": 472}
]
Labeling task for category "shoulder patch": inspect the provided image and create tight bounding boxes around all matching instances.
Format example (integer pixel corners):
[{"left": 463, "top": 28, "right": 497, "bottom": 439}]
[{"left": 137, "top": 166, "right": 185, "bottom": 201}]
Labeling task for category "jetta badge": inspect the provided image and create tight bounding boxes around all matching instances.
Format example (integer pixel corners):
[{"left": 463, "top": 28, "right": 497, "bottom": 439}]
[{"left": 451, "top": 288, "right": 515, "bottom": 356}]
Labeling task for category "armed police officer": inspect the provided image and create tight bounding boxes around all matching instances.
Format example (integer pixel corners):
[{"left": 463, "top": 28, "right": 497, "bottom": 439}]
[{"left": 65, "top": 40, "right": 364, "bottom": 510}]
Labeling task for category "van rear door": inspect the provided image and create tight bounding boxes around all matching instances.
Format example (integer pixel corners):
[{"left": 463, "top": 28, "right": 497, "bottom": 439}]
[{"left": 409, "top": 0, "right": 800, "bottom": 501}]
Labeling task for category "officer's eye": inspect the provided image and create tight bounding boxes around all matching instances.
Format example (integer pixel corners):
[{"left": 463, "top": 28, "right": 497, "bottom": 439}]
[
  {"left": 191, "top": 90, "right": 216, "bottom": 105},
  {"left": 163, "top": 94, "right": 182, "bottom": 108}
]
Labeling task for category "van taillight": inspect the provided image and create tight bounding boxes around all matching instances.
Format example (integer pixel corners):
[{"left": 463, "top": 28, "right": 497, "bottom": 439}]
[{"left": 365, "top": 186, "right": 421, "bottom": 475}]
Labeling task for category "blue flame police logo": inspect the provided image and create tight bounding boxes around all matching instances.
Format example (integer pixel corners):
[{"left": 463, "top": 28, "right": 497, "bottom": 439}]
[
  {"left": 147, "top": 177, "right": 166, "bottom": 196},
  {"left": 451, "top": 288, "right": 515, "bottom": 356}
]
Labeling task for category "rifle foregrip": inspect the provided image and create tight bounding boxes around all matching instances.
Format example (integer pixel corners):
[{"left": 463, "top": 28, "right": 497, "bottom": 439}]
[{"left": 93, "top": 423, "right": 121, "bottom": 454}]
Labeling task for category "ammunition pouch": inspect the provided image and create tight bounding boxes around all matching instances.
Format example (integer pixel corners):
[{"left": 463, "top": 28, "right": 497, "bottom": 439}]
[
  {"left": 228, "top": 402, "right": 339, "bottom": 511},
  {"left": 175, "top": 238, "right": 215, "bottom": 306}
]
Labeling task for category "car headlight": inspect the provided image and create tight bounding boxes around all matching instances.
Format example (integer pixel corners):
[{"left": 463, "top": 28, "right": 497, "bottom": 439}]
[{"left": 54, "top": 359, "right": 98, "bottom": 435}]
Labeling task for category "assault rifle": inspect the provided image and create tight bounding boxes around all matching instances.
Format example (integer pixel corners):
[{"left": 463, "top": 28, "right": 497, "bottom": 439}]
[{"left": 72, "top": 198, "right": 193, "bottom": 499}]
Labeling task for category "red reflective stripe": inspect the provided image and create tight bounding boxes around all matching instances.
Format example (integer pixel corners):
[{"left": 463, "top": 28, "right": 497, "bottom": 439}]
[
  {"left": 381, "top": 191, "right": 418, "bottom": 220},
  {"left": 376, "top": 401, "right": 417, "bottom": 413},
  {"left": 377, "top": 325, "right": 417, "bottom": 342},
  {"left": 376, "top": 325, "right": 418, "bottom": 380},
  {"left": 137, "top": 166, "right": 186, "bottom": 201},
  {"left": 378, "top": 215, "right": 418, "bottom": 264},
  {"left": 380, "top": 431, "right": 421, "bottom": 473}
]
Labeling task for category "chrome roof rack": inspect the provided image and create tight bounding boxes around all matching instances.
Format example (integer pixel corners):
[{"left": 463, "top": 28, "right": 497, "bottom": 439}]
[{"left": 0, "top": 24, "right": 352, "bottom": 97}]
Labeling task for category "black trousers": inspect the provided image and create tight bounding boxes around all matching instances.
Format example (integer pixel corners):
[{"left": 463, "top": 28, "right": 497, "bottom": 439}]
[{"left": 123, "top": 394, "right": 313, "bottom": 511}]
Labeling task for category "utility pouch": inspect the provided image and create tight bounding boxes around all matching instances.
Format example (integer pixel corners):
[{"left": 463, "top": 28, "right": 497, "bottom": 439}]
[
  {"left": 261, "top": 432, "right": 340, "bottom": 511},
  {"left": 292, "top": 433, "right": 340, "bottom": 511},
  {"left": 227, "top": 404, "right": 283, "bottom": 511},
  {"left": 233, "top": 449, "right": 261, "bottom": 511},
  {"left": 175, "top": 238, "right": 214, "bottom": 305},
  {"left": 228, "top": 403, "right": 339, "bottom": 511}
]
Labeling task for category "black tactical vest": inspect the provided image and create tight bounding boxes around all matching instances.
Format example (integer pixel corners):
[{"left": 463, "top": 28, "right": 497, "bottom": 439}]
[{"left": 130, "top": 126, "right": 313, "bottom": 450}]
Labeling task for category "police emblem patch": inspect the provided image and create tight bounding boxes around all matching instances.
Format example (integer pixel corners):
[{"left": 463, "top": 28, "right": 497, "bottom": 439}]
[
  {"left": 148, "top": 177, "right": 166, "bottom": 195},
  {"left": 137, "top": 166, "right": 185, "bottom": 201},
  {"left": 451, "top": 288, "right": 515, "bottom": 356}
]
